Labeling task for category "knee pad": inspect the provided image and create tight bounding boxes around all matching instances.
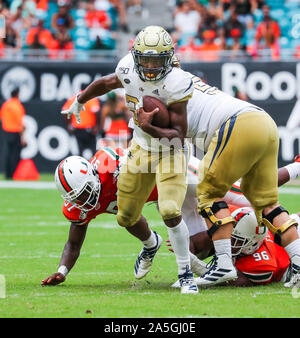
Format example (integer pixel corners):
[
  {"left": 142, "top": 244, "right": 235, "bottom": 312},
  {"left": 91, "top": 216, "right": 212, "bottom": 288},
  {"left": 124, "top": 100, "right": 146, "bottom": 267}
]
[
  {"left": 262, "top": 206, "right": 298, "bottom": 243},
  {"left": 200, "top": 201, "right": 235, "bottom": 238},
  {"left": 159, "top": 200, "right": 181, "bottom": 220}
]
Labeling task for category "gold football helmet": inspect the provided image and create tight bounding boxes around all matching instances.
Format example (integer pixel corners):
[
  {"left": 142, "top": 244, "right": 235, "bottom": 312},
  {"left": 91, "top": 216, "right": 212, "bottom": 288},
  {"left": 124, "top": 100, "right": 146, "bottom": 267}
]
[{"left": 131, "top": 26, "right": 174, "bottom": 81}]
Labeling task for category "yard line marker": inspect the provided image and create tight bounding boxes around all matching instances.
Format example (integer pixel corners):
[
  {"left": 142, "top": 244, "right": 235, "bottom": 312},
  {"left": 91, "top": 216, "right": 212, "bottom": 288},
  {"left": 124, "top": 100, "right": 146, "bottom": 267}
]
[
  {"left": 279, "top": 187, "right": 300, "bottom": 194},
  {"left": 0, "top": 275, "right": 5, "bottom": 298},
  {"left": 0, "top": 181, "right": 56, "bottom": 189},
  {"left": 1, "top": 181, "right": 300, "bottom": 195}
]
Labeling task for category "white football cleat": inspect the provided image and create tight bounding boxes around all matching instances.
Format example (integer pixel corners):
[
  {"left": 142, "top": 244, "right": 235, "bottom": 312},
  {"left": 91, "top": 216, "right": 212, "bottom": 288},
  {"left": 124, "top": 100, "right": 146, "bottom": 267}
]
[
  {"left": 190, "top": 252, "right": 209, "bottom": 277},
  {"left": 134, "top": 231, "right": 163, "bottom": 279},
  {"left": 178, "top": 266, "right": 198, "bottom": 294},
  {"left": 284, "top": 255, "right": 300, "bottom": 288},
  {"left": 195, "top": 254, "right": 237, "bottom": 288},
  {"left": 171, "top": 254, "right": 209, "bottom": 288},
  {"left": 171, "top": 280, "right": 181, "bottom": 288}
]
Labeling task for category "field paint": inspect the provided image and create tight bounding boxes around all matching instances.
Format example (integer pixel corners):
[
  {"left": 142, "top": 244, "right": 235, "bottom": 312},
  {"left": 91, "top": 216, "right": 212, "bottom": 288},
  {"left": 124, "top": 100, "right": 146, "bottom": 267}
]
[
  {"left": 0, "top": 255, "right": 60, "bottom": 259},
  {"left": 0, "top": 181, "right": 56, "bottom": 189},
  {"left": 1, "top": 180, "right": 300, "bottom": 196},
  {"left": 0, "top": 231, "right": 62, "bottom": 236},
  {"left": 279, "top": 187, "right": 300, "bottom": 194},
  {"left": 4, "top": 271, "right": 124, "bottom": 277},
  {"left": 0, "top": 275, "right": 5, "bottom": 298},
  {"left": 7, "top": 288, "right": 291, "bottom": 300},
  {"left": 0, "top": 252, "right": 170, "bottom": 260}
]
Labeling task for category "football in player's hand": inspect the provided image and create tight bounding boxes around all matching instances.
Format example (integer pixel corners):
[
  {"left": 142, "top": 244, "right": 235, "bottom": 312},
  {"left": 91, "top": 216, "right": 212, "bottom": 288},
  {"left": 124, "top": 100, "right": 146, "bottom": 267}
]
[{"left": 142, "top": 96, "right": 170, "bottom": 128}]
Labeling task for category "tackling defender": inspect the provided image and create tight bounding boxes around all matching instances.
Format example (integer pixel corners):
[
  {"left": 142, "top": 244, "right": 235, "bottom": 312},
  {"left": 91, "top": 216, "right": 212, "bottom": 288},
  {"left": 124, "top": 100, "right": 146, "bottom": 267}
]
[
  {"left": 41, "top": 148, "right": 199, "bottom": 286},
  {"left": 171, "top": 206, "right": 299, "bottom": 288},
  {"left": 41, "top": 149, "right": 300, "bottom": 287},
  {"left": 61, "top": 26, "right": 198, "bottom": 293}
]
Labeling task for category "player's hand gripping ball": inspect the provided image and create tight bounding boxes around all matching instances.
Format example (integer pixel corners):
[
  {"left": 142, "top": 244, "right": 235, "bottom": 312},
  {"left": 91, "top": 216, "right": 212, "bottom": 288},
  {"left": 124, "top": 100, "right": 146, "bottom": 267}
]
[{"left": 142, "top": 95, "right": 170, "bottom": 128}]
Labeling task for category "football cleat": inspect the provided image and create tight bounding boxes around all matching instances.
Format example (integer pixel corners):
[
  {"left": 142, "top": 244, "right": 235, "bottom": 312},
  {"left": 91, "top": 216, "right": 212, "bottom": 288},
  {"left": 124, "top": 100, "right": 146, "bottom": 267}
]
[
  {"left": 294, "top": 155, "right": 300, "bottom": 163},
  {"left": 178, "top": 266, "right": 198, "bottom": 294},
  {"left": 195, "top": 254, "right": 237, "bottom": 288},
  {"left": 284, "top": 255, "right": 300, "bottom": 288},
  {"left": 134, "top": 231, "right": 162, "bottom": 279},
  {"left": 171, "top": 255, "right": 209, "bottom": 288},
  {"left": 171, "top": 279, "right": 181, "bottom": 288},
  {"left": 190, "top": 252, "right": 210, "bottom": 277}
]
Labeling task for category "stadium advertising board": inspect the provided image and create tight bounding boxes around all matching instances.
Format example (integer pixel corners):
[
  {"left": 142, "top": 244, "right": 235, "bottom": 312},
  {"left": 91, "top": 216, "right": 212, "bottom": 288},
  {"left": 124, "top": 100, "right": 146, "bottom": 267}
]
[{"left": 0, "top": 61, "right": 299, "bottom": 172}]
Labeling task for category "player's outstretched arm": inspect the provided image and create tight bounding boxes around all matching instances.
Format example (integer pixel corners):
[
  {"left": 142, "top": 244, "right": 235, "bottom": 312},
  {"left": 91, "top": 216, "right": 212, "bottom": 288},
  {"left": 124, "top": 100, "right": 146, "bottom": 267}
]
[
  {"left": 41, "top": 223, "right": 88, "bottom": 286},
  {"left": 222, "top": 270, "right": 255, "bottom": 287},
  {"left": 61, "top": 74, "right": 123, "bottom": 124},
  {"left": 278, "top": 167, "right": 290, "bottom": 187},
  {"left": 278, "top": 156, "right": 300, "bottom": 187},
  {"left": 77, "top": 73, "right": 123, "bottom": 104}
]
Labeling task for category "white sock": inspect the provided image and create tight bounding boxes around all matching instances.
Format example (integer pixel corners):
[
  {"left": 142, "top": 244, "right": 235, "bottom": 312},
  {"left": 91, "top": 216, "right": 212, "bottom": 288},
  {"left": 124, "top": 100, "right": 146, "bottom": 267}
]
[
  {"left": 214, "top": 239, "right": 232, "bottom": 259},
  {"left": 142, "top": 230, "right": 157, "bottom": 248},
  {"left": 284, "top": 238, "right": 300, "bottom": 258},
  {"left": 167, "top": 219, "right": 191, "bottom": 275},
  {"left": 285, "top": 162, "right": 300, "bottom": 180}
]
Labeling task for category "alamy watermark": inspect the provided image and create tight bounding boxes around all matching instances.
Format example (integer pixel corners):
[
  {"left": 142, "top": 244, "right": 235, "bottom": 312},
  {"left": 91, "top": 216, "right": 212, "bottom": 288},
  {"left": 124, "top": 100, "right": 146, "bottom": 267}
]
[{"left": 97, "top": 132, "right": 206, "bottom": 175}]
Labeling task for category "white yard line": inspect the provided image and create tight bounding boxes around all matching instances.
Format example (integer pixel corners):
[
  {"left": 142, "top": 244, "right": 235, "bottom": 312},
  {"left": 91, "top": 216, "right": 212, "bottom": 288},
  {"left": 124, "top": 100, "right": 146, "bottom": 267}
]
[
  {"left": 0, "top": 181, "right": 56, "bottom": 189},
  {"left": 1, "top": 180, "right": 300, "bottom": 194},
  {"left": 278, "top": 187, "right": 300, "bottom": 194}
]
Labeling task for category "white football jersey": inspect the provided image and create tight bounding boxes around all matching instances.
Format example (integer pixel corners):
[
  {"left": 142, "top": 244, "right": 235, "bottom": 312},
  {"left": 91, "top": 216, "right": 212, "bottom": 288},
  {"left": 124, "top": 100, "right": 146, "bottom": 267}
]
[
  {"left": 115, "top": 53, "right": 194, "bottom": 152},
  {"left": 185, "top": 73, "right": 265, "bottom": 154}
]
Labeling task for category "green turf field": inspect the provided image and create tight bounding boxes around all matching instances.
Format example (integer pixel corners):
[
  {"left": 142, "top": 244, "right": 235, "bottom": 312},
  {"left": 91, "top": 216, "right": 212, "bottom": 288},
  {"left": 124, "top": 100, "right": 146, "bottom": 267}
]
[{"left": 1, "top": 184, "right": 300, "bottom": 318}]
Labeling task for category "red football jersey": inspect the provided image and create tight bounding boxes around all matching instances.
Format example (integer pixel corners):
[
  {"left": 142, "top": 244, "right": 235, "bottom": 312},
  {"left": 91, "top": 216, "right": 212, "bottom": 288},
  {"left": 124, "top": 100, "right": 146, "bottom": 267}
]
[
  {"left": 235, "top": 231, "right": 290, "bottom": 284},
  {"left": 62, "top": 147, "right": 158, "bottom": 225}
]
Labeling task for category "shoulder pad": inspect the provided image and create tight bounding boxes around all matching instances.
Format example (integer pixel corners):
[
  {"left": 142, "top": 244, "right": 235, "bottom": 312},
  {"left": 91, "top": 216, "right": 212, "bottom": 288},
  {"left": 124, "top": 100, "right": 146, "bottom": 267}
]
[
  {"left": 164, "top": 68, "right": 194, "bottom": 105},
  {"left": 115, "top": 53, "right": 134, "bottom": 81}
]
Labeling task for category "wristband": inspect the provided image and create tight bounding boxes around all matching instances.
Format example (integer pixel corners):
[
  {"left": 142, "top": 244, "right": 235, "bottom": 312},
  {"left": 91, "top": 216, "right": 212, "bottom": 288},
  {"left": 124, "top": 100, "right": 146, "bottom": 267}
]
[{"left": 58, "top": 265, "right": 69, "bottom": 277}]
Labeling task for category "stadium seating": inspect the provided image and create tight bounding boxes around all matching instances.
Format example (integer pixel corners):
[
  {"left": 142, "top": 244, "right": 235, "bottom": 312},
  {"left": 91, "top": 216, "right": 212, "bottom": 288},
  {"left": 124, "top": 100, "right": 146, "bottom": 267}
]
[{"left": 1, "top": 0, "right": 299, "bottom": 60}]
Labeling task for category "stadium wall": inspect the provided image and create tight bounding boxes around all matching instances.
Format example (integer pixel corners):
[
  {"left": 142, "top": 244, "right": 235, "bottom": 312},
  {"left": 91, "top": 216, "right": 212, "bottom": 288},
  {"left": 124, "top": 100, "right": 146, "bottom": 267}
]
[{"left": 0, "top": 60, "right": 299, "bottom": 173}]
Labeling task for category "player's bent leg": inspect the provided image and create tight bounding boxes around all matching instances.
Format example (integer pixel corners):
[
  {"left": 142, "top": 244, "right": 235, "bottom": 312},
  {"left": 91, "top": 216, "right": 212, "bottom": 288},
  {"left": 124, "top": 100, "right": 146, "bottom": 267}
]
[
  {"left": 129, "top": 215, "right": 163, "bottom": 280},
  {"left": 236, "top": 113, "right": 300, "bottom": 288},
  {"left": 134, "top": 229, "right": 163, "bottom": 279},
  {"left": 116, "top": 141, "right": 163, "bottom": 279},
  {"left": 156, "top": 152, "right": 198, "bottom": 294},
  {"left": 116, "top": 172, "right": 142, "bottom": 227},
  {"left": 196, "top": 112, "right": 281, "bottom": 287},
  {"left": 118, "top": 187, "right": 163, "bottom": 280},
  {"left": 156, "top": 149, "right": 187, "bottom": 221},
  {"left": 116, "top": 142, "right": 156, "bottom": 227},
  {"left": 117, "top": 187, "right": 162, "bottom": 280},
  {"left": 195, "top": 200, "right": 237, "bottom": 287},
  {"left": 262, "top": 204, "right": 300, "bottom": 288}
]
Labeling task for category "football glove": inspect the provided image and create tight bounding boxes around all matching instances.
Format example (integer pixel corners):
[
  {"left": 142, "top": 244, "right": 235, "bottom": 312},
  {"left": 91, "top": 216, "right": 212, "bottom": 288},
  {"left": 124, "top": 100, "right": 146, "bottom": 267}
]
[{"left": 61, "top": 95, "right": 85, "bottom": 124}]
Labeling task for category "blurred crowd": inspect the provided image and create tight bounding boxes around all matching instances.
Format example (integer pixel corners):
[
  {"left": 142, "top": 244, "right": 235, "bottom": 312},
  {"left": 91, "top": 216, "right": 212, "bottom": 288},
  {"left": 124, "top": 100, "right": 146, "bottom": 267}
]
[
  {"left": 0, "top": 0, "right": 299, "bottom": 60},
  {"left": 0, "top": 0, "right": 133, "bottom": 58},
  {"left": 170, "top": 0, "right": 300, "bottom": 61}
]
